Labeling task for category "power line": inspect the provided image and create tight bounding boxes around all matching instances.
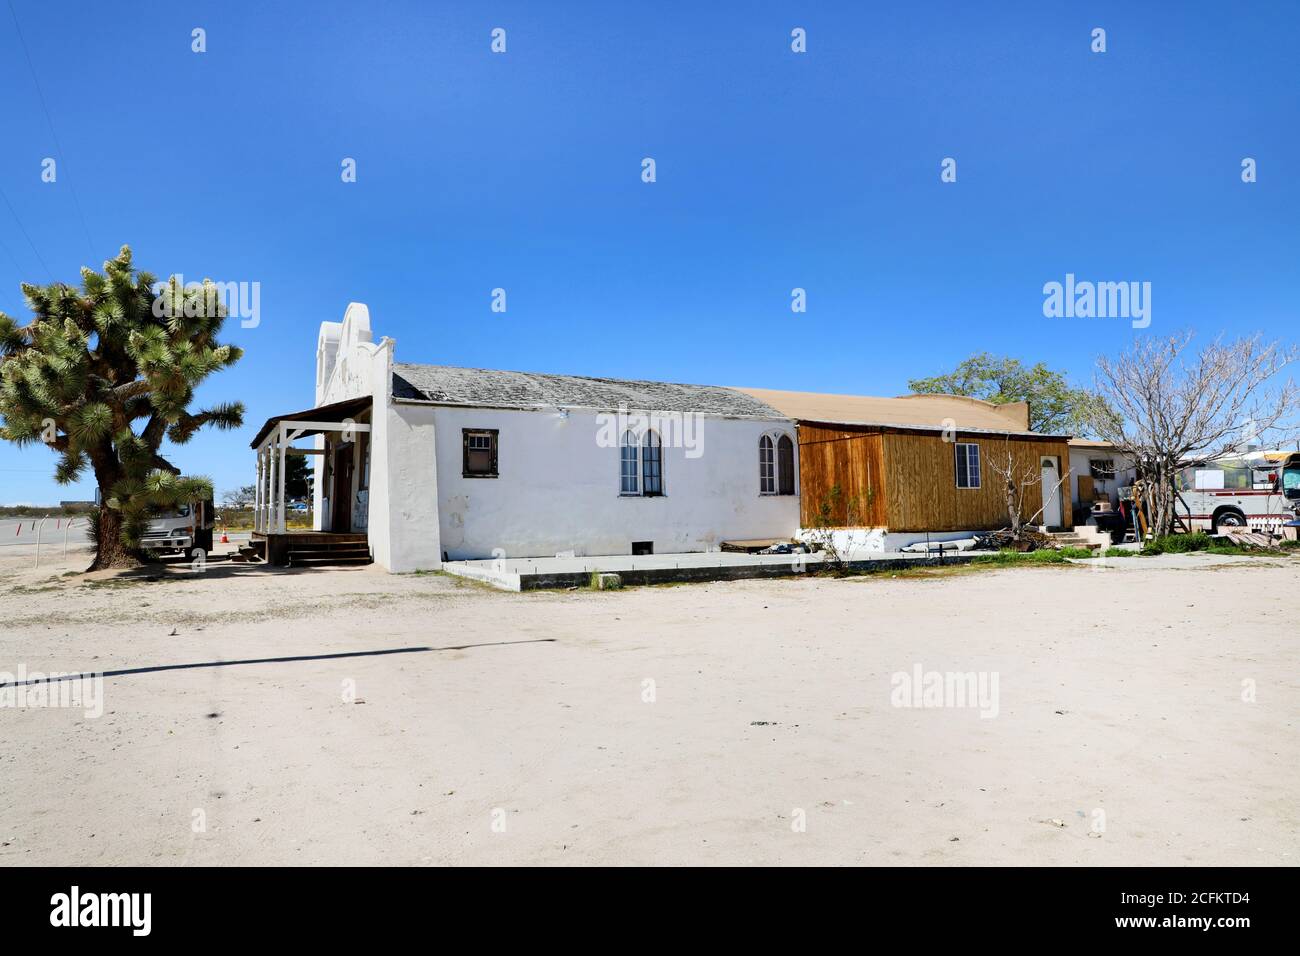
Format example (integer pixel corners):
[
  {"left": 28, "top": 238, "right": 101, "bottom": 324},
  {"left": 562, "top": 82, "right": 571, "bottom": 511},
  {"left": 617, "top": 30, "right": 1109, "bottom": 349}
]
[
  {"left": 0, "top": 230, "right": 28, "bottom": 281},
  {"left": 0, "top": 184, "right": 54, "bottom": 281},
  {"left": 6, "top": 0, "right": 97, "bottom": 262}
]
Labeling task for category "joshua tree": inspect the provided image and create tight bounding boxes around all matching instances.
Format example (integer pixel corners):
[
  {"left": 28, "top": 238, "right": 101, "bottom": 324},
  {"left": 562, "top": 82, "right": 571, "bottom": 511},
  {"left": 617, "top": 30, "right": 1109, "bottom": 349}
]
[{"left": 0, "top": 246, "right": 244, "bottom": 568}]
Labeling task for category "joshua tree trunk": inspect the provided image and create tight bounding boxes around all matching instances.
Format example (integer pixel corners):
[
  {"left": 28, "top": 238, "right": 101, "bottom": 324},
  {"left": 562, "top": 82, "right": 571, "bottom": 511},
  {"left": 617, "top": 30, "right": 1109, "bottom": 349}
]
[
  {"left": 88, "top": 506, "right": 137, "bottom": 571},
  {"left": 86, "top": 452, "right": 141, "bottom": 571}
]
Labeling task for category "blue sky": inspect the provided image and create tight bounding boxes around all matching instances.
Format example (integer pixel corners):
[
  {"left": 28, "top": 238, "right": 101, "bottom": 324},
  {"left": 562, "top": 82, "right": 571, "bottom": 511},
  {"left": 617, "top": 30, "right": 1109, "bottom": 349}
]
[{"left": 1, "top": 0, "right": 1297, "bottom": 504}]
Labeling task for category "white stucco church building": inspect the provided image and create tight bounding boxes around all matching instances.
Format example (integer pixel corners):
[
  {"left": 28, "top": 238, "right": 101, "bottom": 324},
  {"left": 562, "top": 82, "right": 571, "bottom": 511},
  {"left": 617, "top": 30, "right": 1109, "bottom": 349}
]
[
  {"left": 249, "top": 303, "right": 1073, "bottom": 571},
  {"left": 249, "top": 303, "right": 802, "bottom": 570}
]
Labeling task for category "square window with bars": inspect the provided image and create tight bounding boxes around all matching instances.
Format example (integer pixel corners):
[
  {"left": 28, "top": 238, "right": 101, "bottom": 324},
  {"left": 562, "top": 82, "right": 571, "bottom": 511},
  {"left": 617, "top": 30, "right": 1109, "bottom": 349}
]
[
  {"left": 954, "top": 442, "right": 981, "bottom": 489},
  {"left": 463, "top": 429, "right": 498, "bottom": 477}
]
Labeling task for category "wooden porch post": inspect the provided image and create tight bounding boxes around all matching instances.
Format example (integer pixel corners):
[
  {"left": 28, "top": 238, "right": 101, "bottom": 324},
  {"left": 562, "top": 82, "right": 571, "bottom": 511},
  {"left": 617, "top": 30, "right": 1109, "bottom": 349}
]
[
  {"left": 260, "top": 445, "right": 269, "bottom": 533},
  {"left": 277, "top": 422, "right": 288, "bottom": 534},
  {"left": 267, "top": 438, "right": 277, "bottom": 535},
  {"left": 262, "top": 444, "right": 271, "bottom": 533},
  {"left": 263, "top": 444, "right": 271, "bottom": 533},
  {"left": 254, "top": 447, "right": 263, "bottom": 533}
]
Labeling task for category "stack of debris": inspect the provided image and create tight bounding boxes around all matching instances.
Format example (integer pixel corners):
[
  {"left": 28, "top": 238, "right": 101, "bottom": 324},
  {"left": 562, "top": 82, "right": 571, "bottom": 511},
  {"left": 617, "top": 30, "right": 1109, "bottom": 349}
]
[
  {"left": 721, "top": 539, "right": 809, "bottom": 555},
  {"left": 1213, "top": 528, "right": 1279, "bottom": 550},
  {"left": 900, "top": 537, "right": 979, "bottom": 554}
]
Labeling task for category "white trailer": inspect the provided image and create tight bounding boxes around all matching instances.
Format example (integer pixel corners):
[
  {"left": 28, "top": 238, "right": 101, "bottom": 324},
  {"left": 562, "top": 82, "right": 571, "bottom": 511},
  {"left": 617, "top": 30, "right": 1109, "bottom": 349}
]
[{"left": 1173, "top": 451, "right": 1300, "bottom": 533}]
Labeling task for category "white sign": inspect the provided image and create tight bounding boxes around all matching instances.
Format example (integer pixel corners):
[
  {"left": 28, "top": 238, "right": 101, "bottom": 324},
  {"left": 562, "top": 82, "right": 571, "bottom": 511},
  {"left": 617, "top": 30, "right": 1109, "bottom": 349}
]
[{"left": 1194, "top": 470, "right": 1225, "bottom": 490}]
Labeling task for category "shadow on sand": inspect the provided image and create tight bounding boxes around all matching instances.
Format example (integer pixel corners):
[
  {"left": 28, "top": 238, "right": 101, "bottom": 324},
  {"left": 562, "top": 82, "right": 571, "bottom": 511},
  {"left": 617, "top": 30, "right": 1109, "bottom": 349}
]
[{"left": 0, "top": 639, "right": 556, "bottom": 687}]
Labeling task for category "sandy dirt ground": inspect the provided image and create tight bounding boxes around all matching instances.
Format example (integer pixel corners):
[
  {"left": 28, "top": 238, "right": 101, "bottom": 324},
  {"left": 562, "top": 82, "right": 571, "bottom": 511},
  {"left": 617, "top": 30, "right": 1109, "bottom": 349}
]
[{"left": 1, "top": 543, "right": 1297, "bottom": 866}]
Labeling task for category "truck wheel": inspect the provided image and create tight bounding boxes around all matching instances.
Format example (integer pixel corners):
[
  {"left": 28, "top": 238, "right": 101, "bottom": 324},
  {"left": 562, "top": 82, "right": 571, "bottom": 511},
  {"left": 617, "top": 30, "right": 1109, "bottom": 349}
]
[{"left": 1213, "top": 509, "right": 1246, "bottom": 532}]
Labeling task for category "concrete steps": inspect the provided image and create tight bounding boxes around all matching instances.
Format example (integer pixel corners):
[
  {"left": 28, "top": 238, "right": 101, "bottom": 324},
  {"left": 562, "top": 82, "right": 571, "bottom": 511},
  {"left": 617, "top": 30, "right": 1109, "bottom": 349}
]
[
  {"left": 1048, "top": 529, "right": 1103, "bottom": 552},
  {"left": 286, "top": 542, "right": 372, "bottom": 567}
]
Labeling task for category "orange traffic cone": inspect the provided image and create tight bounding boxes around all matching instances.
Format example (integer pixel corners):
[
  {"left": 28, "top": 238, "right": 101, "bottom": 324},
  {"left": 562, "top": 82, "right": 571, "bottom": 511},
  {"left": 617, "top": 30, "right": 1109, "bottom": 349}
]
[{"left": 220, "top": 530, "right": 229, "bottom": 544}]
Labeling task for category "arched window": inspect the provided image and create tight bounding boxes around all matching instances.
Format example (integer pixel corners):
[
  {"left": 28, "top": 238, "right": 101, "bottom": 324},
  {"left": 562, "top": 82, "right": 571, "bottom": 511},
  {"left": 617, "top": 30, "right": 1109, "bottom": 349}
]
[
  {"left": 642, "top": 430, "right": 663, "bottom": 496},
  {"left": 759, "top": 435, "right": 776, "bottom": 494},
  {"left": 620, "top": 430, "right": 639, "bottom": 495},
  {"left": 777, "top": 435, "right": 795, "bottom": 495}
]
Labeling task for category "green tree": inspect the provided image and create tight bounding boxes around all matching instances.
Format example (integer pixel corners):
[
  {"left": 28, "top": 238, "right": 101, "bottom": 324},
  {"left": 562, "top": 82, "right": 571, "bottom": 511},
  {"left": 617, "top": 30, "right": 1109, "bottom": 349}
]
[
  {"left": 908, "top": 352, "right": 1100, "bottom": 434},
  {"left": 0, "top": 246, "right": 244, "bottom": 569},
  {"left": 284, "top": 452, "right": 311, "bottom": 500}
]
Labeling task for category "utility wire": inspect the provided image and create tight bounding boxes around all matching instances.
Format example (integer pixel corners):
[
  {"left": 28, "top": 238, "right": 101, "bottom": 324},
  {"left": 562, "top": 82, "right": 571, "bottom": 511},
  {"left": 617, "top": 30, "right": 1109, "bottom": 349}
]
[
  {"left": 0, "top": 229, "right": 28, "bottom": 280},
  {"left": 7, "top": 0, "right": 97, "bottom": 262},
  {"left": 0, "top": 185, "right": 55, "bottom": 281}
]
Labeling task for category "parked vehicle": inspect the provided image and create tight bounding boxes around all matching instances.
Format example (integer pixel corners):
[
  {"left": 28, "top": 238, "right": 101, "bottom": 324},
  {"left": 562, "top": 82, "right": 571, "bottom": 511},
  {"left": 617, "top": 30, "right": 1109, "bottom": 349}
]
[
  {"left": 140, "top": 499, "right": 214, "bottom": 555},
  {"left": 1172, "top": 451, "right": 1300, "bottom": 533}
]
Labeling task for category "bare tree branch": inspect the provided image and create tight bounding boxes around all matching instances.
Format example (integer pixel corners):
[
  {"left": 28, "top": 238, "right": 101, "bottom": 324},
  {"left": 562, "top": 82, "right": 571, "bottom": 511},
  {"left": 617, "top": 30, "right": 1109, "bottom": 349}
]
[{"left": 1084, "top": 332, "right": 1300, "bottom": 536}]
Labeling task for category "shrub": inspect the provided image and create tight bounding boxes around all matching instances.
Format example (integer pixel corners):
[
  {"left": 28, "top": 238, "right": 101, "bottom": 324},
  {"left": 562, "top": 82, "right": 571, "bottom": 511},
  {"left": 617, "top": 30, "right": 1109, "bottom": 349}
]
[
  {"left": 1057, "top": 547, "right": 1095, "bottom": 559},
  {"left": 1141, "top": 532, "right": 1213, "bottom": 555},
  {"left": 971, "top": 549, "right": 1068, "bottom": 566}
]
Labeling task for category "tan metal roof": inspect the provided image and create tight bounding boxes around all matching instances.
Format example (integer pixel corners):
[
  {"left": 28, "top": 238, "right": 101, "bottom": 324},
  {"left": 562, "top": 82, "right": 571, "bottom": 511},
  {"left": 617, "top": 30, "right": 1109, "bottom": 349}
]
[{"left": 731, "top": 387, "right": 1032, "bottom": 432}]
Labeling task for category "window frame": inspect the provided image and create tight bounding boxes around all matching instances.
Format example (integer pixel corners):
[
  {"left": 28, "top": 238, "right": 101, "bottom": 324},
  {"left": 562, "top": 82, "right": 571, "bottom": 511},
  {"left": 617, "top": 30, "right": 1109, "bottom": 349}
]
[
  {"left": 619, "top": 430, "right": 640, "bottom": 496},
  {"left": 759, "top": 435, "right": 776, "bottom": 495},
  {"left": 641, "top": 429, "right": 664, "bottom": 497},
  {"left": 777, "top": 434, "right": 795, "bottom": 496},
  {"left": 462, "top": 428, "right": 499, "bottom": 479},
  {"left": 759, "top": 432, "right": 796, "bottom": 496},
  {"left": 358, "top": 431, "right": 371, "bottom": 491},
  {"left": 954, "top": 442, "right": 981, "bottom": 489}
]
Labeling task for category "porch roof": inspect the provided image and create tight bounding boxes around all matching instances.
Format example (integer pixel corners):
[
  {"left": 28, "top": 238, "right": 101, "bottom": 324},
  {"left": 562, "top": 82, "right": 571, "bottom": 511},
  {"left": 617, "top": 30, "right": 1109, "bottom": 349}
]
[{"left": 249, "top": 395, "right": 372, "bottom": 448}]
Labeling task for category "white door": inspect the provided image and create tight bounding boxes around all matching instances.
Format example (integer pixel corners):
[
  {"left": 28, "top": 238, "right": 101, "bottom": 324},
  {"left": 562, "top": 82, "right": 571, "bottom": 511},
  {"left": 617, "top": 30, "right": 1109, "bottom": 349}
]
[{"left": 1040, "top": 457, "right": 1062, "bottom": 528}]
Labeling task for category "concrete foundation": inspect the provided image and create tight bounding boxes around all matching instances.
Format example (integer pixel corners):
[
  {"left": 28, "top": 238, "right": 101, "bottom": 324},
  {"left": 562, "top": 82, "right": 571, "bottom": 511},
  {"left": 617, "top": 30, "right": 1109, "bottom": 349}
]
[{"left": 441, "top": 548, "right": 988, "bottom": 591}]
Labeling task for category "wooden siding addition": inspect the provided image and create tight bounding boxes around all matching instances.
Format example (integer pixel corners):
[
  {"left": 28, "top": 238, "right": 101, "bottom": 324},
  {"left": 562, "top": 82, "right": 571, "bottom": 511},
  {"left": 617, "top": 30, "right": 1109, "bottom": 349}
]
[
  {"left": 882, "top": 433, "right": 1072, "bottom": 532},
  {"left": 796, "top": 425, "right": 888, "bottom": 527}
]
